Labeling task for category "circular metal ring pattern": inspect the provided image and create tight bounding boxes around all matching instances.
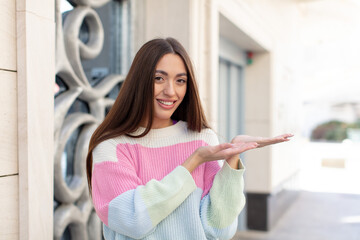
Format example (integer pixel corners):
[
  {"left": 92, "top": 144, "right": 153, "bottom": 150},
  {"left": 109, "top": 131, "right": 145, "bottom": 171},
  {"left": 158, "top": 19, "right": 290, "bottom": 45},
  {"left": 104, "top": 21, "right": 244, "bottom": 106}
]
[
  {"left": 87, "top": 211, "right": 102, "bottom": 240},
  {"left": 54, "top": 203, "right": 87, "bottom": 240},
  {"left": 71, "top": 0, "right": 111, "bottom": 8},
  {"left": 63, "top": 6, "right": 104, "bottom": 84},
  {"left": 54, "top": 187, "right": 97, "bottom": 240},
  {"left": 55, "top": 1, "right": 126, "bottom": 238},
  {"left": 54, "top": 113, "right": 97, "bottom": 203}
]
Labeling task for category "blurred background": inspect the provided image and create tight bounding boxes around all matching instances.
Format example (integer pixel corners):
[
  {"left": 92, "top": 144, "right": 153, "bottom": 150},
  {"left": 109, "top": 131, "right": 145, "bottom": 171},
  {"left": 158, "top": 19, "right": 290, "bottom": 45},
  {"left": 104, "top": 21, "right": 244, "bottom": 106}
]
[{"left": 1, "top": 0, "right": 360, "bottom": 239}]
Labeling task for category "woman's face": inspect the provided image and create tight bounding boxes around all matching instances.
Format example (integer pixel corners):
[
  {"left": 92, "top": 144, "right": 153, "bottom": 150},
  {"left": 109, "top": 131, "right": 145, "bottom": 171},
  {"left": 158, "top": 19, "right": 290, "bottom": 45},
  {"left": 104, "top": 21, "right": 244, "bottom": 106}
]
[{"left": 152, "top": 53, "right": 187, "bottom": 128}]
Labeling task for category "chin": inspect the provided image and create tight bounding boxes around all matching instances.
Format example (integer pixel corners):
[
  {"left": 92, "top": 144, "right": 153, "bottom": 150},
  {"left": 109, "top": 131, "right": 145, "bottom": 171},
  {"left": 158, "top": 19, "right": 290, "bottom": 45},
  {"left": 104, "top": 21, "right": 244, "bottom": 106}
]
[{"left": 156, "top": 114, "right": 173, "bottom": 121}]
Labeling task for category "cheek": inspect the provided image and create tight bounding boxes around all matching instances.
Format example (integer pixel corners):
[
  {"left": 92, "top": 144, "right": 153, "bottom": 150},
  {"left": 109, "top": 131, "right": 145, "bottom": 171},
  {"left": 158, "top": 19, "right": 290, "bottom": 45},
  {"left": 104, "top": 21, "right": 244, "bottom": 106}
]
[
  {"left": 153, "top": 84, "right": 161, "bottom": 98},
  {"left": 179, "top": 86, "right": 187, "bottom": 100}
]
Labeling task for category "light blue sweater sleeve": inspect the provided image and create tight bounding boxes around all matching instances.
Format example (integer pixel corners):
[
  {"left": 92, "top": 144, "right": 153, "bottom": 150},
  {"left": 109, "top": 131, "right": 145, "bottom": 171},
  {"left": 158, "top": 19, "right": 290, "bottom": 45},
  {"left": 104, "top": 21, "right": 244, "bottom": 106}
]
[{"left": 200, "top": 161, "right": 246, "bottom": 239}]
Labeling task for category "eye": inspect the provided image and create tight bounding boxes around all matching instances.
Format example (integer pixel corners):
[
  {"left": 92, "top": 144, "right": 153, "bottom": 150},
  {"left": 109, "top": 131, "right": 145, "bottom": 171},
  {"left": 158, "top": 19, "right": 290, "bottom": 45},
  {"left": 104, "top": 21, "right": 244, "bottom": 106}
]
[
  {"left": 176, "top": 79, "right": 187, "bottom": 84},
  {"left": 154, "top": 76, "right": 164, "bottom": 82}
]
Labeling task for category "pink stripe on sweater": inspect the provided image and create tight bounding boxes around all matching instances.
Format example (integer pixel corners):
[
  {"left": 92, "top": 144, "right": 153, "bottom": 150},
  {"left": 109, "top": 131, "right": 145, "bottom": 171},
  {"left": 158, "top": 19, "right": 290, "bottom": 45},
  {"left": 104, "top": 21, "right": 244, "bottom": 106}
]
[{"left": 91, "top": 140, "right": 221, "bottom": 224}]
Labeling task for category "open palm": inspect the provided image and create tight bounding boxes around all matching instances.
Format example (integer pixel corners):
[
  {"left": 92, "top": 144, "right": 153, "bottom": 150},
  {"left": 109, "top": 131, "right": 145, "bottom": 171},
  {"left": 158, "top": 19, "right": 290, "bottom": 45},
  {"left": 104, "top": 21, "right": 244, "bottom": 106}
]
[
  {"left": 195, "top": 142, "right": 258, "bottom": 163},
  {"left": 231, "top": 134, "right": 293, "bottom": 148}
]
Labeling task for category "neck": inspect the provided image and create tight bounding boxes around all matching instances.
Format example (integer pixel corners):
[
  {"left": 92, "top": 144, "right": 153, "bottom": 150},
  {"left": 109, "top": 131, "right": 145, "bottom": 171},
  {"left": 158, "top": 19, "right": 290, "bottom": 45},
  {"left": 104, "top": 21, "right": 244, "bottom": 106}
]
[
  {"left": 140, "top": 118, "right": 173, "bottom": 129},
  {"left": 151, "top": 118, "right": 173, "bottom": 129}
]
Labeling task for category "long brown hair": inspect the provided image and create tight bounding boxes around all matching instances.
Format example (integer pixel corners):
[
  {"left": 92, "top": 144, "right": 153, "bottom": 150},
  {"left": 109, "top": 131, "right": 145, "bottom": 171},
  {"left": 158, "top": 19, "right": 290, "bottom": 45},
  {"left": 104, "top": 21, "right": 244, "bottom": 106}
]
[{"left": 86, "top": 37, "right": 209, "bottom": 193}]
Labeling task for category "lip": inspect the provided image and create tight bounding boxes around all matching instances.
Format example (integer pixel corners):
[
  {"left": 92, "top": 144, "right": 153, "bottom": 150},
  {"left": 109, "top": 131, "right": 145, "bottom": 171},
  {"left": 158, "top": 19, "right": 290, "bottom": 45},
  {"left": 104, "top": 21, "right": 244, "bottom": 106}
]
[{"left": 156, "top": 99, "right": 177, "bottom": 109}]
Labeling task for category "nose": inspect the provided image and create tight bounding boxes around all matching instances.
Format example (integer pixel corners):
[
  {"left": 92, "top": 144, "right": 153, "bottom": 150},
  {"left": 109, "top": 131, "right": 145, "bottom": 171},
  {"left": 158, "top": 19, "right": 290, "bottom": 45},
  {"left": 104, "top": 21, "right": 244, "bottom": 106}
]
[{"left": 163, "top": 80, "right": 175, "bottom": 96}]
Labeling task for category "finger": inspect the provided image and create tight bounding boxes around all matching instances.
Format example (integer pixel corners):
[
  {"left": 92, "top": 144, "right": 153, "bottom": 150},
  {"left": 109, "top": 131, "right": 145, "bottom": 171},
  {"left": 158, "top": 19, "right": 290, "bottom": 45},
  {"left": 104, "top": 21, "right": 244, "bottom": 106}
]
[
  {"left": 232, "top": 142, "right": 259, "bottom": 148},
  {"left": 235, "top": 142, "right": 259, "bottom": 151},
  {"left": 284, "top": 134, "right": 294, "bottom": 139},
  {"left": 278, "top": 136, "right": 293, "bottom": 142},
  {"left": 221, "top": 142, "right": 258, "bottom": 157},
  {"left": 210, "top": 143, "right": 233, "bottom": 153},
  {"left": 272, "top": 133, "right": 293, "bottom": 140},
  {"left": 278, "top": 133, "right": 294, "bottom": 139}
]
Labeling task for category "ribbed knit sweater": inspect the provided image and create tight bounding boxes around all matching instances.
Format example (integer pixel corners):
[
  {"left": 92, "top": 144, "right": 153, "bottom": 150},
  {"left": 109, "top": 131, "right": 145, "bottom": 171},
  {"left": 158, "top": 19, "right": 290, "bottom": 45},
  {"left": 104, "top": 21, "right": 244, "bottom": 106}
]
[{"left": 91, "top": 121, "right": 246, "bottom": 240}]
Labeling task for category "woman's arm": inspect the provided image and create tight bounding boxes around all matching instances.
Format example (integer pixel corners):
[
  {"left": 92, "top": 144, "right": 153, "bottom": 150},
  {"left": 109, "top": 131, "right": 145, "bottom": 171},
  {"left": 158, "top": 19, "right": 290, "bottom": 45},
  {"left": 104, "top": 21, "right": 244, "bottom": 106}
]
[
  {"left": 91, "top": 140, "right": 197, "bottom": 239},
  {"left": 199, "top": 132, "right": 293, "bottom": 239},
  {"left": 199, "top": 158, "right": 246, "bottom": 239}
]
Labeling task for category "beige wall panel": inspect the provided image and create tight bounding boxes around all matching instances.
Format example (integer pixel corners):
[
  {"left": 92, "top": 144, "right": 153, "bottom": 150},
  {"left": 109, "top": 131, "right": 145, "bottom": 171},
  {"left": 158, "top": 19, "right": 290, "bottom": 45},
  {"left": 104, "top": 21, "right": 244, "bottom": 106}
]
[
  {"left": 0, "top": 70, "right": 18, "bottom": 176},
  {"left": 244, "top": 149, "right": 271, "bottom": 193},
  {"left": 218, "top": 0, "right": 273, "bottom": 52},
  {"left": 17, "top": 11, "right": 54, "bottom": 240},
  {"left": 0, "top": 0, "right": 16, "bottom": 71},
  {"left": 271, "top": 136, "right": 298, "bottom": 189},
  {"left": 144, "top": 0, "right": 190, "bottom": 51},
  {"left": 245, "top": 52, "right": 272, "bottom": 122},
  {"left": 244, "top": 121, "right": 271, "bottom": 192},
  {"left": 0, "top": 175, "right": 19, "bottom": 239},
  {"left": 16, "top": 0, "right": 54, "bottom": 21},
  {"left": 131, "top": 0, "right": 146, "bottom": 54}
]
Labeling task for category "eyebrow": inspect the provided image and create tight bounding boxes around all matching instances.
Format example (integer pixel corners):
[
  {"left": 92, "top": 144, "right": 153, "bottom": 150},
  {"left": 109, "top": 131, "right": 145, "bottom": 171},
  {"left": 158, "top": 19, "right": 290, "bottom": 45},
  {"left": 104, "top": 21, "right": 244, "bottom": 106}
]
[{"left": 155, "top": 70, "right": 187, "bottom": 78}]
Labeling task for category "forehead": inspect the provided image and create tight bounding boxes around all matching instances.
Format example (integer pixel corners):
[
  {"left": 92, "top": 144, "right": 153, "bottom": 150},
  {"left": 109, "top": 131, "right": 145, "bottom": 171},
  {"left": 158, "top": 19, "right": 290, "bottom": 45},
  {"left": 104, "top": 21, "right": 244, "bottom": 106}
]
[{"left": 155, "top": 53, "right": 187, "bottom": 73}]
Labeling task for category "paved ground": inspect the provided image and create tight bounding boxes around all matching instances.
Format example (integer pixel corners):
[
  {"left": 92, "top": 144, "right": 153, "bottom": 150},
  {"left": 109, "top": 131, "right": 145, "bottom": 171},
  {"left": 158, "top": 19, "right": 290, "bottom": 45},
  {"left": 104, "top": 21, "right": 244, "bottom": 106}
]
[
  {"left": 232, "top": 191, "right": 360, "bottom": 240},
  {"left": 232, "top": 142, "right": 360, "bottom": 240}
]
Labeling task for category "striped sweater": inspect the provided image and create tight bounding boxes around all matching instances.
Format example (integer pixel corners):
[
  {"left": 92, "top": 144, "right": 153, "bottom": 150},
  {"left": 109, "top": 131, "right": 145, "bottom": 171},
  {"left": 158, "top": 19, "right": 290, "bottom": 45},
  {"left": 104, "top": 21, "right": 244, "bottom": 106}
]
[{"left": 91, "top": 121, "right": 246, "bottom": 240}]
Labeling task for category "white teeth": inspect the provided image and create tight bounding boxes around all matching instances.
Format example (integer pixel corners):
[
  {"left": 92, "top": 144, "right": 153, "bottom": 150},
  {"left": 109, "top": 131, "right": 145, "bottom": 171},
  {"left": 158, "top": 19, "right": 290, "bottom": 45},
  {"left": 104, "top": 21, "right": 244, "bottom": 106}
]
[{"left": 158, "top": 100, "right": 174, "bottom": 106}]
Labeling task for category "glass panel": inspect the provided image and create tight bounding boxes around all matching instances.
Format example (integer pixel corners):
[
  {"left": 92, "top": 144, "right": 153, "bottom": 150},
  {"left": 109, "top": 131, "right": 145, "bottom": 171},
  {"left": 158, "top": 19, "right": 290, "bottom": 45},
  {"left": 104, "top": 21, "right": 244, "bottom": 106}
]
[
  {"left": 106, "top": 81, "right": 124, "bottom": 100},
  {"left": 61, "top": 226, "right": 71, "bottom": 240},
  {"left": 79, "top": 21, "right": 90, "bottom": 44},
  {"left": 61, "top": 0, "right": 75, "bottom": 13},
  {"left": 55, "top": 76, "right": 69, "bottom": 97},
  {"left": 67, "top": 99, "right": 91, "bottom": 115},
  {"left": 61, "top": 125, "right": 83, "bottom": 185},
  {"left": 229, "top": 64, "right": 244, "bottom": 136},
  {"left": 218, "top": 58, "right": 244, "bottom": 142},
  {"left": 218, "top": 59, "right": 228, "bottom": 143}
]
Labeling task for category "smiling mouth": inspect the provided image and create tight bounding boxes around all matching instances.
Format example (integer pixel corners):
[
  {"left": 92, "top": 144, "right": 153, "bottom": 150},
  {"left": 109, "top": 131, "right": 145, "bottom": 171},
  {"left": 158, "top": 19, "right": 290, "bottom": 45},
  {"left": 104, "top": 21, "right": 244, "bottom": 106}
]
[{"left": 157, "top": 99, "right": 176, "bottom": 106}]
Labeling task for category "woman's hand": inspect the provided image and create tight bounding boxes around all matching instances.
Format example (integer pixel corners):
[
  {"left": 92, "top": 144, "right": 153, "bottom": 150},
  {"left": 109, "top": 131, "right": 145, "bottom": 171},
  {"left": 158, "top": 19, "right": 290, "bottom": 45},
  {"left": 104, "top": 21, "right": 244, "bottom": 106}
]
[
  {"left": 231, "top": 134, "right": 293, "bottom": 148},
  {"left": 195, "top": 142, "right": 259, "bottom": 163},
  {"left": 223, "top": 134, "right": 293, "bottom": 168},
  {"left": 182, "top": 142, "right": 258, "bottom": 173}
]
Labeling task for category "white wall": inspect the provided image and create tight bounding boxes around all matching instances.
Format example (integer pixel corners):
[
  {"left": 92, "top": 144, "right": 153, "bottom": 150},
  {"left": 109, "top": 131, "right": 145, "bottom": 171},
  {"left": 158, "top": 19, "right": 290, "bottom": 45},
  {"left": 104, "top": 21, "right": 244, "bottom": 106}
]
[
  {"left": 219, "top": 0, "right": 302, "bottom": 193},
  {"left": 0, "top": 0, "right": 55, "bottom": 239},
  {"left": 0, "top": 1, "right": 18, "bottom": 238},
  {"left": 241, "top": 0, "right": 302, "bottom": 192}
]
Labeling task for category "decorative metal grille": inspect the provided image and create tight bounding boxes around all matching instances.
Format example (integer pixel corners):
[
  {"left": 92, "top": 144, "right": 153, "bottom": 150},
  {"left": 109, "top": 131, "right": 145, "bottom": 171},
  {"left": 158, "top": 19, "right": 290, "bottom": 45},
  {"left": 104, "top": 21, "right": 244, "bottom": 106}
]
[{"left": 54, "top": 0, "right": 129, "bottom": 239}]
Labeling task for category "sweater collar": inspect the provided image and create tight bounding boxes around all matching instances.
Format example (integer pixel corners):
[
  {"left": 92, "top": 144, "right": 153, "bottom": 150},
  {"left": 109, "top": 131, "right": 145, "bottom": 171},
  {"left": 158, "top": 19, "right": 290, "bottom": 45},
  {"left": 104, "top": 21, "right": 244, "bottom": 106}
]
[{"left": 131, "top": 120, "right": 187, "bottom": 138}]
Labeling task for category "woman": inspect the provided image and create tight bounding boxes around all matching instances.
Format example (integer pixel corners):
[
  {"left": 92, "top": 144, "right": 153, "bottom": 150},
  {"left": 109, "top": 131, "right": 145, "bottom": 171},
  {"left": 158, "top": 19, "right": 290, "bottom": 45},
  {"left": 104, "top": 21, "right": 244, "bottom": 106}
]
[{"left": 86, "top": 37, "right": 292, "bottom": 240}]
